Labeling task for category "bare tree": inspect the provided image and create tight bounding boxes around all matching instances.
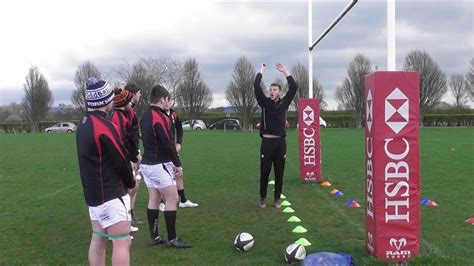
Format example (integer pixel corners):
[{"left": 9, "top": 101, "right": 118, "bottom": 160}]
[
  {"left": 290, "top": 62, "right": 325, "bottom": 115},
  {"left": 449, "top": 74, "right": 468, "bottom": 108},
  {"left": 403, "top": 50, "right": 447, "bottom": 123},
  {"left": 0, "top": 103, "right": 25, "bottom": 122},
  {"left": 335, "top": 54, "right": 372, "bottom": 127},
  {"left": 466, "top": 58, "right": 474, "bottom": 101},
  {"left": 225, "top": 57, "right": 258, "bottom": 129},
  {"left": 175, "top": 58, "right": 213, "bottom": 118},
  {"left": 22, "top": 66, "right": 53, "bottom": 132},
  {"left": 72, "top": 61, "right": 102, "bottom": 114},
  {"left": 117, "top": 57, "right": 183, "bottom": 116},
  {"left": 119, "top": 61, "right": 158, "bottom": 116}
]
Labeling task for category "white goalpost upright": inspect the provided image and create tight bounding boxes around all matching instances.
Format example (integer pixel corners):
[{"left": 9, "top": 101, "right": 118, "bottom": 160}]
[
  {"left": 308, "top": 0, "right": 313, "bottom": 98},
  {"left": 387, "top": 0, "right": 396, "bottom": 71},
  {"left": 299, "top": 0, "right": 358, "bottom": 183},
  {"left": 307, "top": 0, "right": 358, "bottom": 97}
]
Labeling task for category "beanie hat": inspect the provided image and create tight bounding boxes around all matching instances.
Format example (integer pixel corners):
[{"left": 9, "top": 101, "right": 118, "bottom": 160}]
[
  {"left": 85, "top": 78, "right": 114, "bottom": 108},
  {"left": 113, "top": 88, "right": 133, "bottom": 108}
]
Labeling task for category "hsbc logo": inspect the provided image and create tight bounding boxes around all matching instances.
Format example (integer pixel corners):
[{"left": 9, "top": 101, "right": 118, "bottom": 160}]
[
  {"left": 385, "top": 88, "right": 409, "bottom": 134},
  {"left": 366, "top": 90, "right": 373, "bottom": 132},
  {"left": 303, "top": 106, "right": 314, "bottom": 126}
]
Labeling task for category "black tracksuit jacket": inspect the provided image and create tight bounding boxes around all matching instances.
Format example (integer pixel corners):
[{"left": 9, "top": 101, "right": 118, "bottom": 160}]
[{"left": 254, "top": 73, "right": 298, "bottom": 137}]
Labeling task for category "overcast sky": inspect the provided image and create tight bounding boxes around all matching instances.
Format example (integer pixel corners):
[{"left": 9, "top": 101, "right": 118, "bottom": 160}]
[{"left": 0, "top": 0, "right": 472, "bottom": 109}]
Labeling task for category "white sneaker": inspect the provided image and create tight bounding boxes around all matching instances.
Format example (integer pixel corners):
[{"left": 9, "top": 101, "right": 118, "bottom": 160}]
[
  {"left": 159, "top": 203, "right": 165, "bottom": 212},
  {"left": 179, "top": 200, "right": 199, "bottom": 208},
  {"left": 131, "top": 226, "right": 139, "bottom": 232}
]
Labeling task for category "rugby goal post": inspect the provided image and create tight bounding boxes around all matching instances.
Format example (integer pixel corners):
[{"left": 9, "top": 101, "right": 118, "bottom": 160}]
[{"left": 299, "top": 0, "right": 358, "bottom": 182}]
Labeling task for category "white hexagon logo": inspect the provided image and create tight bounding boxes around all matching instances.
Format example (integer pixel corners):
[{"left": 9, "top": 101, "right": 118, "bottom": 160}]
[
  {"left": 385, "top": 88, "right": 409, "bottom": 134},
  {"left": 303, "top": 105, "right": 314, "bottom": 127}
]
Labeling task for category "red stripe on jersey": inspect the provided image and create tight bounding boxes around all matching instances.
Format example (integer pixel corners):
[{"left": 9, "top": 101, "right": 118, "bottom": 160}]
[
  {"left": 151, "top": 109, "right": 171, "bottom": 141},
  {"left": 90, "top": 115, "right": 128, "bottom": 203},
  {"left": 110, "top": 112, "right": 124, "bottom": 140},
  {"left": 91, "top": 115, "right": 127, "bottom": 159}
]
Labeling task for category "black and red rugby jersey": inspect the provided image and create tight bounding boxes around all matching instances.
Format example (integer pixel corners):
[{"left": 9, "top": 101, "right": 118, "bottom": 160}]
[
  {"left": 76, "top": 110, "right": 135, "bottom": 207},
  {"left": 167, "top": 109, "right": 183, "bottom": 145},
  {"left": 128, "top": 105, "right": 140, "bottom": 153},
  {"left": 140, "top": 106, "right": 181, "bottom": 167},
  {"left": 109, "top": 109, "right": 139, "bottom": 163}
]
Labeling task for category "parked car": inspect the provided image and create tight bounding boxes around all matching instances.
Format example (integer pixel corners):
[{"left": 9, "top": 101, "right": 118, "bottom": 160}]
[
  {"left": 319, "top": 117, "right": 327, "bottom": 128},
  {"left": 45, "top": 122, "right": 77, "bottom": 133},
  {"left": 182, "top": 120, "right": 206, "bottom": 130},
  {"left": 296, "top": 117, "right": 328, "bottom": 128},
  {"left": 256, "top": 120, "right": 290, "bottom": 129},
  {"left": 209, "top": 119, "right": 241, "bottom": 130}
]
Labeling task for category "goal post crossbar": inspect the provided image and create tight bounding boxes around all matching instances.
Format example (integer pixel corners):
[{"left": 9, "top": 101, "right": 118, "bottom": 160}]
[
  {"left": 309, "top": 0, "right": 358, "bottom": 51},
  {"left": 308, "top": 0, "right": 358, "bottom": 98}
]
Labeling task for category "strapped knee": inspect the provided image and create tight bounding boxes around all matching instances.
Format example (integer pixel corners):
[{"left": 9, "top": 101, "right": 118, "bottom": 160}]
[{"left": 93, "top": 231, "right": 131, "bottom": 240}]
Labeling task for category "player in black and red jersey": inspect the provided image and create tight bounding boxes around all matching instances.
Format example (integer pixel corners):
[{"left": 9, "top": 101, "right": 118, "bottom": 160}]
[
  {"left": 76, "top": 78, "right": 136, "bottom": 265},
  {"left": 140, "top": 85, "right": 191, "bottom": 248}
]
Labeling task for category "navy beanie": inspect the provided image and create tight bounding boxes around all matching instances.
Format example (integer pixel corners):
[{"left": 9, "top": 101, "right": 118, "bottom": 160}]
[{"left": 85, "top": 78, "right": 114, "bottom": 108}]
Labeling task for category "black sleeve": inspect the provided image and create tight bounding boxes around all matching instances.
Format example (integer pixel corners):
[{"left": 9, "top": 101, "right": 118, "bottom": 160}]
[
  {"left": 154, "top": 123, "right": 182, "bottom": 167},
  {"left": 175, "top": 113, "right": 183, "bottom": 145},
  {"left": 100, "top": 135, "right": 136, "bottom": 189},
  {"left": 254, "top": 73, "right": 266, "bottom": 107},
  {"left": 131, "top": 113, "right": 140, "bottom": 152},
  {"left": 282, "top": 75, "right": 298, "bottom": 108},
  {"left": 128, "top": 145, "right": 139, "bottom": 163}
]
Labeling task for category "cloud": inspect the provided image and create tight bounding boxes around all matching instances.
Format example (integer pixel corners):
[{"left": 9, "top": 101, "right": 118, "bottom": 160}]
[{"left": 0, "top": 0, "right": 472, "bottom": 109}]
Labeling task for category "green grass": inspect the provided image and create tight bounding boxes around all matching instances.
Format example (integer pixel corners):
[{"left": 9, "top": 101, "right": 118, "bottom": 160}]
[{"left": 0, "top": 128, "right": 473, "bottom": 265}]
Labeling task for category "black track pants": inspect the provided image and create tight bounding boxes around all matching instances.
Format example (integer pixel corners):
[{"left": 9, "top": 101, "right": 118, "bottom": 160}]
[{"left": 259, "top": 137, "right": 286, "bottom": 201}]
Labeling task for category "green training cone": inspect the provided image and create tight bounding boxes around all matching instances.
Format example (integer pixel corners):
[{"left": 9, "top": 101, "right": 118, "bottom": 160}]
[
  {"left": 280, "top": 194, "right": 287, "bottom": 199},
  {"left": 268, "top": 180, "right": 275, "bottom": 185},
  {"left": 281, "top": 200, "right": 291, "bottom": 207},
  {"left": 295, "top": 238, "right": 312, "bottom": 246},
  {"left": 292, "top": 226, "right": 308, "bottom": 233},
  {"left": 282, "top": 207, "right": 295, "bottom": 213},
  {"left": 287, "top": 216, "right": 301, "bottom": 223}
]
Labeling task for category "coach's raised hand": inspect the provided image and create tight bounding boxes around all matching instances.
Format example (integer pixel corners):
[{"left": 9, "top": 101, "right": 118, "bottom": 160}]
[
  {"left": 260, "top": 63, "right": 266, "bottom": 74},
  {"left": 276, "top": 63, "right": 290, "bottom": 77}
]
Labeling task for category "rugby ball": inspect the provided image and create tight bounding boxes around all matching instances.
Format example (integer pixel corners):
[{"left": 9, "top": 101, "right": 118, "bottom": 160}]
[
  {"left": 234, "top": 232, "right": 254, "bottom": 251},
  {"left": 285, "top": 243, "right": 306, "bottom": 263}
]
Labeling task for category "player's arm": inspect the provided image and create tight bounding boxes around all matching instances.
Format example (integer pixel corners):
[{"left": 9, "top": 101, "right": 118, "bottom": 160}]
[
  {"left": 100, "top": 134, "right": 136, "bottom": 189},
  {"left": 254, "top": 64, "right": 267, "bottom": 106},
  {"left": 175, "top": 112, "right": 183, "bottom": 145},
  {"left": 126, "top": 119, "right": 140, "bottom": 163},
  {"left": 130, "top": 111, "right": 140, "bottom": 152},
  {"left": 277, "top": 63, "right": 297, "bottom": 108}
]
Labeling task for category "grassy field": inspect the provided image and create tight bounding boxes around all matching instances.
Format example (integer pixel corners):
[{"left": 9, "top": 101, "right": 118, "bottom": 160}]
[{"left": 0, "top": 128, "right": 473, "bottom": 265}]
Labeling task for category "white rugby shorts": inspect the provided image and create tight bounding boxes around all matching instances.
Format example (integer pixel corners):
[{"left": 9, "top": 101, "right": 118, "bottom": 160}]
[
  {"left": 89, "top": 194, "right": 131, "bottom": 228},
  {"left": 140, "top": 162, "right": 176, "bottom": 189}
]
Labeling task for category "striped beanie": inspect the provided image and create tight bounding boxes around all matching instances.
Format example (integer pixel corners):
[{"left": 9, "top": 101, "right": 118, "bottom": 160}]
[
  {"left": 85, "top": 78, "right": 114, "bottom": 108},
  {"left": 113, "top": 88, "right": 133, "bottom": 108}
]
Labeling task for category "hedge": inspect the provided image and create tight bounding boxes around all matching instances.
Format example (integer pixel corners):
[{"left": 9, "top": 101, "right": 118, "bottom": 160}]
[
  {"left": 1, "top": 113, "right": 473, "bottom": 133},
  {"left": 0, "top": 121, "right": 79, "bottom": 133}
]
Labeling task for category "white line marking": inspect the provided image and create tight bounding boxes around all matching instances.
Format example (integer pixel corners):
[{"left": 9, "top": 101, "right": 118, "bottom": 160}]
[{"left": 37, "top": 184, "right": 76, "bottom": 200}]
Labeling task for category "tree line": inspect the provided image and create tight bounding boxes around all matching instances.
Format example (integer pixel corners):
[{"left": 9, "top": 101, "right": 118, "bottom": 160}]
[
  {"left": 2, "top": 51, "right": 473, "bottom": 131},
  {"left": 336, "top": 51, "right": 473, "bottom": 127}
]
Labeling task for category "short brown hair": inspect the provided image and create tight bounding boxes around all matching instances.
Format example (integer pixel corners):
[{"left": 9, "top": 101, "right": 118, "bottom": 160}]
[
  {"left": 270, "top": 83, "right": 281, "bottom": 90},
  {"left": 124, "top": 82, "right": 140, "bottom": 93},
  {"left": 149, "top": 85, "right": 170, "bottom": 104}
]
